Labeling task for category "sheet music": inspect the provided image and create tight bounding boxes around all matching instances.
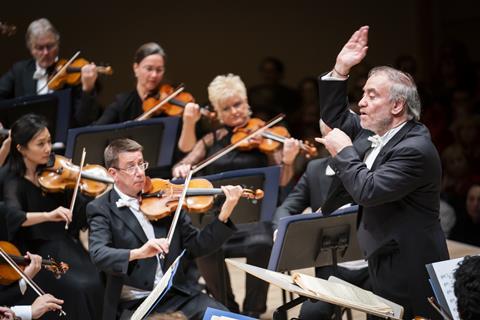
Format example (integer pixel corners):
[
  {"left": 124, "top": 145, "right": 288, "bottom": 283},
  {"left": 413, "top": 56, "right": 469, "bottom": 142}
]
[
  {"left": 430, "top": 257, "right": 464, "bottom": 320},
  {"left": 131, "top": 250, "right": 185, "bottom": 320}
]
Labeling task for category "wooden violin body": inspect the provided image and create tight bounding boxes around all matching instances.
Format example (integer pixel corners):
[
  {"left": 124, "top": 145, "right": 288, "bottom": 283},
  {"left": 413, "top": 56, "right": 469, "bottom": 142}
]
[
  {"left": 48, "top": 57, "right": 113, "bottom": 90},
  {"left": 231, "top": 118, "right": 317, "bottom": 157},
  {"left": 140, "top": 178, "right": 263, "bottom": 221},
  {"left": 0, "top": 241, "right": 69, "bottom": 285},
  {"left": 38, "top": 155, "right": 113, "bottom": 197},
  {"left": 142, "top": 84, "right": 215, "bottom": 119}
]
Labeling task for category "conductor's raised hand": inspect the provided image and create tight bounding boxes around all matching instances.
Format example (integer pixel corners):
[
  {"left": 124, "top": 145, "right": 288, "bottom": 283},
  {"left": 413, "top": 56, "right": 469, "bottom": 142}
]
[
  {"left": 130, "top": 238, "right": 169, "bottom": 261},
  {"left": 334, "top": 26, "right": 369, "bottom": 77},
  {"left": 315, "top": 128, "right": 353, "bottom": 157}
]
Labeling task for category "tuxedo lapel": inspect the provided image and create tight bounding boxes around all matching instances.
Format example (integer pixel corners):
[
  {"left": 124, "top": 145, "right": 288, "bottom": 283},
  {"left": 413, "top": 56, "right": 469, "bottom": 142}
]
[
  {"left": 371, "top": 121, "right": 415, "bottom": 170},
  {"left": 108, "top": 190, "right": 148, "bottom": 244},
  {"left": 24, "top": 61, "right": 37, "bottom": 96}
]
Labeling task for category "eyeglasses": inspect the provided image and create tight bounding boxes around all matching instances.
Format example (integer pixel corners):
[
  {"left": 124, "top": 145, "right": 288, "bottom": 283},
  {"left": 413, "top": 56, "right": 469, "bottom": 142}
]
[
  {"left": 32, "top": 42, "right": 58, "bottom": 52},
  {"left": 114, "top": 162, "right": 149, "bottom": 174}
]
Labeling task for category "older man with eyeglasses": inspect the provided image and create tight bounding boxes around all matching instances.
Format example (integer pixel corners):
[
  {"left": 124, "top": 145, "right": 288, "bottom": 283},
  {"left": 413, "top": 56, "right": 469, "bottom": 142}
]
[{"left": 87, "top": 138, "right": 244, "bottom": 320}]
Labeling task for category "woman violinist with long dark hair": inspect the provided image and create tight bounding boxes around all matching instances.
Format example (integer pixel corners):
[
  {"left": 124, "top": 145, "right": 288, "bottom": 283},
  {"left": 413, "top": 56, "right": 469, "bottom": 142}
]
[{"left": 1, "top": 114, "right": 103, "bottom": 320}]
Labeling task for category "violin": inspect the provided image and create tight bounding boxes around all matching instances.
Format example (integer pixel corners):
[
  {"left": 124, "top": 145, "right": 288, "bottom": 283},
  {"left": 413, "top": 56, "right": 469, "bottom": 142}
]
[
  {"left": 38, "top": 154, "right": 114, "bottom": 197},
  {"left": 0, "top": 21, "right": 16, "bottom": 37},
  {"left": 231, "top": 118, "right": 317, "bottom": 157},
  {"left": 140, "top": 177, "right": 264, "bottom": 221},
  {"left": 48, "top": 57, "right": 113, "bottom": 90},
  {"left": 0, "top": 241, "right": 68, "bottom": 285},
  {"left": 142, "top": 84, "right": 216, "bottom": 119}
]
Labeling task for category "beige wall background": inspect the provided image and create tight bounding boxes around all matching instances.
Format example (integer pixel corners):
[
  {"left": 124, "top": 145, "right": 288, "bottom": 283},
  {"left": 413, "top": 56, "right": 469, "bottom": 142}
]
[{"left": 1, "top": 0, "right": 479, "bottom": 105}]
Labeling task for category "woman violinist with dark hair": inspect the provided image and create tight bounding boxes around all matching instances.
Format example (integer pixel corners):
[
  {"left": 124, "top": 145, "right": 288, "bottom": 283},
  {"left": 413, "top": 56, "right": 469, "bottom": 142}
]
[{"left": 1, "top": 113, "right": 103, "bottom": 320}]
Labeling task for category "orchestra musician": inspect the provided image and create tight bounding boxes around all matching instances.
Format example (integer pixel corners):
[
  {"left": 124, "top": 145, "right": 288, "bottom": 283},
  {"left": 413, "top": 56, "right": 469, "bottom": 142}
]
[
  {"left": 0, "top": 202, "right": 65, "bottom": 320},
  {"left": 86, "top": 138, "right": 244, "bottom": 320},
  {"left": 1, "top": 114, "right": 104, "bottom": 320},
  {"left": 0, "top": 18, "right": 100, "bottom": 127},
  {"left": 172, "top": 73, "right": 300, "bottom": 318},
  {"left": 92, "top": 42, "right": 200, "bottom": 152},
  {"left": 316, "top": 26, "right": 449, "bottom": 319}
]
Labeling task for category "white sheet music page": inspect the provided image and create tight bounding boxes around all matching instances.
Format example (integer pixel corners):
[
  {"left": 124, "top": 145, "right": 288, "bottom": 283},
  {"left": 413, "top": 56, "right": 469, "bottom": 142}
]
[{"left": 431, "top": 257, "right": 463, "bottom": 320}]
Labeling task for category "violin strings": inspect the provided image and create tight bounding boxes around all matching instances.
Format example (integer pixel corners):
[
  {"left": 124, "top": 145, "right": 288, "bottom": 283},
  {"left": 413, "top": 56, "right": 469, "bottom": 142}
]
[
  {"left": 0, "top": 247, "right": 45, "bottom": 296},
  {"left": 192, "top": 113, "right": 285, "bottom": 174}
]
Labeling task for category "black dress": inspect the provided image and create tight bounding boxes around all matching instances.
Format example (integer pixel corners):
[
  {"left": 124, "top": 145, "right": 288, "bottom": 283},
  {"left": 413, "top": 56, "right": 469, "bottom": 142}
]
[{"left": 2, "top": 173, "right": 104, "bottom": 320}]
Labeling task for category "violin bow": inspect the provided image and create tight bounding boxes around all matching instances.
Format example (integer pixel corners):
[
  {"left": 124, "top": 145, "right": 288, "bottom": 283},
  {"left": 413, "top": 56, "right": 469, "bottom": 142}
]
[
  {"left": 0, "top": 247, "right": 67, "bottom": 317},
  {"left": 160, "top": 169, "right": 194, "bottom": 260},
  {"left": 191, "top": 113, "right": 285, "bottom": 174},
  {"left": 39, "top": 51, "right": 81, "bottom": 93},
  {"left": 66, "top": 148, "right": 86, "bottom": 230},
  {"left": 135, "top": 86, "right": 185, "bottom": 121}
]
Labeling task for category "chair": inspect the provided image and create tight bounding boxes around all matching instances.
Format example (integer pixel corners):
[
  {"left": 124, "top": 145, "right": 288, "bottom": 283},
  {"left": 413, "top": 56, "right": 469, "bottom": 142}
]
[
  {"left": 64, "top": 117, "right": 180, "bottom": 172},
  {"left": 191, "top": 165, "right": 281, "bottom": 227},
  {"left": 0, "top": 88, "right": 72, "bottom": 143},
  {"left": 190, "top": 166, "right": 281, "bottom": 309}
]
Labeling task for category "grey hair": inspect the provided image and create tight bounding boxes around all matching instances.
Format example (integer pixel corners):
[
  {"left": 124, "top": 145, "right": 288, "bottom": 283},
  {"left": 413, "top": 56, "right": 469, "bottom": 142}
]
[
  {"left": 25, "top": 18, "right": 60, "bottom": 50},
  {"left": 208, "top": 74, "right": 247, "bottom": 112},
  {"left": 368, "top": 66, "right": 421, "bottom": 121}
]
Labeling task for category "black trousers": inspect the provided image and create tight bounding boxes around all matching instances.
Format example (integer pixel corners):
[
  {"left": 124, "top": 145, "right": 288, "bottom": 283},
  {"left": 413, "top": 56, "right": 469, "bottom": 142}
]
[
  {"left": 367, "top": 243, "right": 441, "bottom": 320},
  {"left": 195, "top": 222, "right": 273, "bottom": 315},
  {"left": 119, "top": 288, "right": 228, "bottom": 320}
]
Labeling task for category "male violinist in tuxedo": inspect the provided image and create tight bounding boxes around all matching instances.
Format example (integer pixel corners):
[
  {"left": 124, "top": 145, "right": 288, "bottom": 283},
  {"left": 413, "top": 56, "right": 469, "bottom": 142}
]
[
  {"left": 87, "top": 138, "right": 244, "bottom": 320},
  {"left": 0, "top": 18, "right": 100, "bottom": 127},
  {"left": 316, "top": 26, "right": 449, "bottom": 319}
]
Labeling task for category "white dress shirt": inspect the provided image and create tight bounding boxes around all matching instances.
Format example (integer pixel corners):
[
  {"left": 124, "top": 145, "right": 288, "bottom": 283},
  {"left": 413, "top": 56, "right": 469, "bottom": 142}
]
[
  {"left": 33, "top": 62, "right": 54, "bottom": 95},
  {"left": 10, "top": 305, "right": 32, "bottom": 320},
  {"left": 114, "top": 186, "right": 164, "bottom": 301}
]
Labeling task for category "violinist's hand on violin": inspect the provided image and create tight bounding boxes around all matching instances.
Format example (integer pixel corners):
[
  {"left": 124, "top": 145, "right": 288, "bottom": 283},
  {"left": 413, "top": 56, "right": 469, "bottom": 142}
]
[
  {"left": 183, "top": 103, "right": 201, "bottom": 124},
  {"left": 130, "top": 238, "right": 169, "bottom": 261},
  {"left": 46, "top": 206, "right": 72, "bottom": 224},
  {"left": 172, "top": 163, "right": 191, "bottom": 179},
  {"left": 0, "top": 307, "right": 15, "bottom": 320},
  {"left": 31, "top": 294, "right": 64, "bottom": 319},
  {"left": 218, "top": 185, "right": 244, "bottom": 223},
  {"left": 282, "top": 138, "right": 301, "bottom": 165},
  {"left": 23, "top": 252, "right": 42, "bottom": 279},
  {"left": 81, "top": 63, "right": 98, "bottom": 92},
  {"left": 315, "top": 128, "right": 352, "bottom": 157}
]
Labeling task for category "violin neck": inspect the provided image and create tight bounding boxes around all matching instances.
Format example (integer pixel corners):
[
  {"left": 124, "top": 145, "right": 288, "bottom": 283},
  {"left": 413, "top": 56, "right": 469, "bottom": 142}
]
[
  {"left": 261, "top": 131, "right": 310, "bottom": 152},
  {"left": 185, "top": 188, "right": 224, "bottom": 197},
  {"left": 80, "top": 171, "right": 114, "bottom": 184},
  {"left": 66, "top": 66, "right": 112, "bottom": 75},
  {"left": 8, "top": 255, "right": 53, "bottom": 267},
  {"left": 261, "top": 131, "right": 286, "bottom": 143}
]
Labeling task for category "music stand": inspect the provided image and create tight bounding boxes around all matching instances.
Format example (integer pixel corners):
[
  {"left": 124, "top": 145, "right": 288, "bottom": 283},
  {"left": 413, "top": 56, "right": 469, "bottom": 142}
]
[
  {"left": 0, "top": 89, "right": 72, "bottom": 143},
  {"left": 64, "top": 117, "right": 179, "bottom": 173},
  {"left": 267, "top": 205, "right": 363, "bottom": 320}
]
